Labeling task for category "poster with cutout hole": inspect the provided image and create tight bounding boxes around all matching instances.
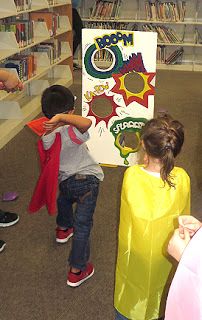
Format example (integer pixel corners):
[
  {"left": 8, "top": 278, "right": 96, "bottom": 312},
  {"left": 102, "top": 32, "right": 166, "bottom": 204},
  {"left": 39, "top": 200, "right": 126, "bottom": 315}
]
[{"left": 82, "top": 29, "right": 157, "bottom": 166}]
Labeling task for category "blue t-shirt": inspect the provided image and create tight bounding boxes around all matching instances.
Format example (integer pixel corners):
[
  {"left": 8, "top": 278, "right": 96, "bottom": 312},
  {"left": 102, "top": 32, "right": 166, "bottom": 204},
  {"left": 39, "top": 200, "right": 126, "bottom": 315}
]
[{"left": 72, "top": 0, "right": 81, "bottom": 8}]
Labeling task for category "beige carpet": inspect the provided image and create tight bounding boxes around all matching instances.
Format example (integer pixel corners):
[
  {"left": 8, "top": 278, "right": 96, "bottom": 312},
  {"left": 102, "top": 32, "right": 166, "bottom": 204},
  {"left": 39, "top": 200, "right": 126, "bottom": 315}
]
[{"left": 0, "top": 69, "right": 201, "bottom": 320}]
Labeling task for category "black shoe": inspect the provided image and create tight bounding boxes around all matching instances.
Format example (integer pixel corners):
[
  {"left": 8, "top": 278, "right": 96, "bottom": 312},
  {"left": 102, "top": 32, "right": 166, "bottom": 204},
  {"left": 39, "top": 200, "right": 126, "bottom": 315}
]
[
  {"left": 0, "top": 209, "right": 19, "bottom": 227},
  {"left": 73, "top": 63, "right": 81, "bottom": 70},
  {"left": 0, "top": 240, "right": 6, "bottom": 252}
]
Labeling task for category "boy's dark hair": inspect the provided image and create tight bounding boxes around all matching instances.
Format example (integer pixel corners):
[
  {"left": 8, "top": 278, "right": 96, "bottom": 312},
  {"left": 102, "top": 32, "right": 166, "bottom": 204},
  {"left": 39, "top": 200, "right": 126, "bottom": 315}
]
[
  {"left": 41, "top": 85, "right": 74, "bottom": 119},
  {"left": 141, "top": 113, "right": 184, "bottom": 188}
]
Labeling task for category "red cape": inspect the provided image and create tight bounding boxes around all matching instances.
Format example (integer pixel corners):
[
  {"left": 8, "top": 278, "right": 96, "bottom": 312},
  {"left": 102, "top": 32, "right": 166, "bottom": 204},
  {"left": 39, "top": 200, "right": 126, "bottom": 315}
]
[
  {"left": 28, "top": 132, "right": 61, "bottom": 215},
  {"left": 27, "top": 117, "right": 48, "bottom": 136}
]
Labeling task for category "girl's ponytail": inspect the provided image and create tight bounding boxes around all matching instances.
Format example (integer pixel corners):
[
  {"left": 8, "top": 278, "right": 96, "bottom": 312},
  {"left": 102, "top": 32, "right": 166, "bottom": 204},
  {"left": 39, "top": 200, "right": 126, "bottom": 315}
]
[
  {"left": 141, "top": 113, "right": 184, "bottom": 188},
  {"left": 161, "top": 144, "right": 175, "bottom": 188}
]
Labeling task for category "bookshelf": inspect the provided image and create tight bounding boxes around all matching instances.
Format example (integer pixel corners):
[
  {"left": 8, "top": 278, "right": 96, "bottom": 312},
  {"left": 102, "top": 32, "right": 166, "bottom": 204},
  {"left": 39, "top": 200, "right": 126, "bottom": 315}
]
[
  {"left": 0, "top": 0, "right": 73, "bottom": 149},
  {"left": 81, "top": 0, "right": 202, "bottom": 72}
]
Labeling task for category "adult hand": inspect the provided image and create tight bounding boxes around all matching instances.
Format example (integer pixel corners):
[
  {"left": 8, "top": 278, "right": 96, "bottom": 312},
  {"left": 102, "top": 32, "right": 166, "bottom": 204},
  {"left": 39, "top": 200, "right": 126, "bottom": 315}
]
[
  {"left": 178, "top": 215, "right": 202, "bottom": 238},
  {"left": 167, "top": 228, "right": 190, "bottom": 262}
]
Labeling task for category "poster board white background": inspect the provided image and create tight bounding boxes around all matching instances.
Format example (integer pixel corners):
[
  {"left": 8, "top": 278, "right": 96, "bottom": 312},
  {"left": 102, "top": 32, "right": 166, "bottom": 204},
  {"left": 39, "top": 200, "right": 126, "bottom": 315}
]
[{"left": 82, "top": 29, "right": 157, "bottom": 166}]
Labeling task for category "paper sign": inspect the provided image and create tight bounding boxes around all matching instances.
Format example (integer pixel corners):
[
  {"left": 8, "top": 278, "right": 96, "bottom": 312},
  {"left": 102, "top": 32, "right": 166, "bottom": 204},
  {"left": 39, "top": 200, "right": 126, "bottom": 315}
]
[{"left": 82, "top": 29, "right": 157, "bottom": 166}]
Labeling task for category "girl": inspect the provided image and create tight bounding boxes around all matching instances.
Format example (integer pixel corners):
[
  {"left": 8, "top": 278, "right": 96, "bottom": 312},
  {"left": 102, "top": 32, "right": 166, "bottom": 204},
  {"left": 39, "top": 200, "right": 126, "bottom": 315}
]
[{"left": 114, "top": 113, "right": 190, "bottom": 320}]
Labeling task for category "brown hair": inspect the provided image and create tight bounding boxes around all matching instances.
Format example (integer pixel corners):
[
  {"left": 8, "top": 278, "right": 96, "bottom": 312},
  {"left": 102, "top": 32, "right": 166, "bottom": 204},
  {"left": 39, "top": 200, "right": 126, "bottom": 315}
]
[{"left": 141, "top": 113, "right": 184, "bottom": 188}]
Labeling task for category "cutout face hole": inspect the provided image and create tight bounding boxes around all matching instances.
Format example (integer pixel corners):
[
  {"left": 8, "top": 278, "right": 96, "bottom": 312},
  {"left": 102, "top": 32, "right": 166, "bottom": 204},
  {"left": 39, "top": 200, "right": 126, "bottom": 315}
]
[
  {"left": 119, "top": 132, "right": 140, "bottom": 149},
  {"left": 124, "top": 72, "right": 144, "bottom": 94},
  {"left": 93, "top": 49, "right": 114, "bottom": 69},
  {"left": 91, "top": 97, "right": 112, "bottom": 117}
]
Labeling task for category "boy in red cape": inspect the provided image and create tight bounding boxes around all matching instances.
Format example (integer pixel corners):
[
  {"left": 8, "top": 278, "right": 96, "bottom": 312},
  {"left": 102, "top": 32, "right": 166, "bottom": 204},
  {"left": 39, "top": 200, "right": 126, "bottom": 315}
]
[{"left": 29, "top": 85, "right": 104, "bottom": 287}]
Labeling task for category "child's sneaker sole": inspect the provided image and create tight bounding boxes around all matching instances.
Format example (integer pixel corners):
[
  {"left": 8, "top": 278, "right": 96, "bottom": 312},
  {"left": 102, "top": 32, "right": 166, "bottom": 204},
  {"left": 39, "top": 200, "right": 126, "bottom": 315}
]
[
  {"left": 56, "top": 232, "right": 73, "bottom": 243},
  {"left": 55, "top": 227, "right": 73, "bottom": 244},
  {"left": 67, "top": 269, "right": 94, "bottom": 287},
  {"left": 0, "top": 240, "right": 6, "bottom": 252},
  {"left": 67, "top": 263, "right": 94, "bottom": 287},
  {"left": 0, "top": 211, "right": 19, "bottom": 227}
]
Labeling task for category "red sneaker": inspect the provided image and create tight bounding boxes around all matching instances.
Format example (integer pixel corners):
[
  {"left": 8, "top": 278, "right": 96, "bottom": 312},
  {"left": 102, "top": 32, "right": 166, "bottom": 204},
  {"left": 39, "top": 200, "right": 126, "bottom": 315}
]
[
  {"left": 56, "top": 227, "right": 73, "bottom": 243},
  {"left": 67, "top": 263, "right": 94, "bottom": 287}
]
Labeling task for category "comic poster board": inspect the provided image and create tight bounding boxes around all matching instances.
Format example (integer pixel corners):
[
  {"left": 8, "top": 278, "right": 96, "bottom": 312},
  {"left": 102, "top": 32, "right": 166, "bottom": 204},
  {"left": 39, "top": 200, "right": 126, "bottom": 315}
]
[{"left": 82, "top": 29, "right": 157, "bottom": 166}]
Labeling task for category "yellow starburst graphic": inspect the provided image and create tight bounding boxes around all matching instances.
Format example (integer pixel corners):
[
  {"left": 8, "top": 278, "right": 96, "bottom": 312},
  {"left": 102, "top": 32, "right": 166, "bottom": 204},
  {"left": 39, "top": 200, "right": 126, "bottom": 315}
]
[{"left": 112, "top": 71, "right": 155, "bottom": 108}]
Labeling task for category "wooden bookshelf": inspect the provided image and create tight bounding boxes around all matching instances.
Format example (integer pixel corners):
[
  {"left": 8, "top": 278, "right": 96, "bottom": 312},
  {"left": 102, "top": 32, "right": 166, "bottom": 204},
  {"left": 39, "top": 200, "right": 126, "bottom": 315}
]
[
  {"left": 81, "top": 0, "right": 202, "bottom": 72},
  {"left": 0, "top": 0, "right": 73, "bottom": 149}
]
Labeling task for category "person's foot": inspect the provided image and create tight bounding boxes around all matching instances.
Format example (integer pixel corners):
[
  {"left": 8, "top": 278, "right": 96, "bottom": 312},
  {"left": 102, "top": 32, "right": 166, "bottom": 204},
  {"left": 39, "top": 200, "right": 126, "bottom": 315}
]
[
  {"left": 56, "top": 227, "right": 74, "bottom": 243},
  {"left": 67, "top": 262, "right": 94, "bottom": 287},
  {"left": 73, "top": 63, "right": 81, "bottom": 70},
  {"left": 0, "top": 240, "right": 6, "bottom": 252},
  {"left": 0, "top": 210, "right": 19, "bottom": 227}
]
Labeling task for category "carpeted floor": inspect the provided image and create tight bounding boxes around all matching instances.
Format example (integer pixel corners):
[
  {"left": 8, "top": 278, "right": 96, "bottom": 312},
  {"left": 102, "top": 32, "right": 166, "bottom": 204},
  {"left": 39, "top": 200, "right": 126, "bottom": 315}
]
[{"left": 0, "top": 69, "right": 202, "bottom": 320}]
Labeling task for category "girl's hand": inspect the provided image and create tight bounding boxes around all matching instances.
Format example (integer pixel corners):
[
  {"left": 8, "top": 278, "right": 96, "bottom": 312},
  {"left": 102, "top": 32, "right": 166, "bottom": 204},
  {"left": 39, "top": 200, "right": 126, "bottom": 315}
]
[
  {"left": 178, "top": 215, "right": 202, "bottom": 238},
  {"left": 167, "top": 228, "right": 190, "bottom": 261}
]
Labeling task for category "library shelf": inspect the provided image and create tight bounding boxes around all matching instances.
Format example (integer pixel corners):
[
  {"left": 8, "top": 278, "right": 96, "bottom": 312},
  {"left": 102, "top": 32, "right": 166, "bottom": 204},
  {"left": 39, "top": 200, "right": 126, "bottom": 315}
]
[{"left": 0, "top": 0, "right": 73, "bottom": 149}]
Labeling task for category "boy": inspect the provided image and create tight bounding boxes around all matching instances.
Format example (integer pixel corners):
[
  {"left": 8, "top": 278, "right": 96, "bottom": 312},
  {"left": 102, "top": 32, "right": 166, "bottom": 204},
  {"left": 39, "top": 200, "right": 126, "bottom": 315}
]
[{"left": 41, "top": 85, "right": 104, "bottom": 286}]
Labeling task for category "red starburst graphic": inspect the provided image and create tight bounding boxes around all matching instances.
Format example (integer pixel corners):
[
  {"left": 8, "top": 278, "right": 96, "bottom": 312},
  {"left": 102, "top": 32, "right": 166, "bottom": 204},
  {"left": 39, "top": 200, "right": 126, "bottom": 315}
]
[
  {"left": 87, "top": 93, "right": 119, "bottom": 128},
  {"left": 112, "top": 72, "right": 155, "bottom": 108}
]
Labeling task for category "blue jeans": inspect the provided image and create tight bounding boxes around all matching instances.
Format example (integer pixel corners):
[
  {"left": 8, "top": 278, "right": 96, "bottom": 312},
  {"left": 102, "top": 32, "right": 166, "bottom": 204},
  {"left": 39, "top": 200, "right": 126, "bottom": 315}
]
[
  {"left": 115, "top": 310, "right": 129, "bottom": 320},
  {"left": 57, "top": 174, "right": 99, "bottom": 270}
]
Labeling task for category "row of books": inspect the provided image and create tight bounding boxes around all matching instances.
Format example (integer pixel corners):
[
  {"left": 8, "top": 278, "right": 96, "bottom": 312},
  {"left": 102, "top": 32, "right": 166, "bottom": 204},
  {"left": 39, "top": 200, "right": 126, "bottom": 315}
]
[
  {"left": 30, "top": 12, "right": 60, "bottom": 37},
  {"left": 84, "top": 21, "right": 128, "bottom": 30},
  {"left": 0, "top": 18, "right": 34, "bottom": 47},
  {"left": 145, "top": 1, "right": 186, "bottom": 22},
  {"left": 90, "top": 0, "right": 122, "bottom": 19},
  {"left": 0, "top": 52, "right": 36, "bottom": 81},
  {"left": 0, "top": 12, "right": 62, "bottom": 48},
  {"left": 0, "top": 38, "right": 62, "bottom": 81},
  {"left": 83, "top": 21, "right": 202, "bottom": 47},
  {"left": 34, "top": 39, "right": 62, "bottom": 64},
  {"left": 14, "top": 0, "right": 32, "bottom": 11},
  {"left": 142, "top": 24, "right": 182, "bottom": 43},
  {"left": 86, "top": 42, "right": 184, "bottom": 66},
  {"left": 157, "top": 45, "right": 184, "bottom": 64},
  {"left": 47, "top": 0, "right": 62, "bottom": 5},
  {"left": 14, "top": 0, "right": 61, "bottom": 12},
  {"left": 195, "top": 28, "right": 202, "bottom": 44},
  {"left": 94, "top": 48, "right": 113, "bottom": 61}
]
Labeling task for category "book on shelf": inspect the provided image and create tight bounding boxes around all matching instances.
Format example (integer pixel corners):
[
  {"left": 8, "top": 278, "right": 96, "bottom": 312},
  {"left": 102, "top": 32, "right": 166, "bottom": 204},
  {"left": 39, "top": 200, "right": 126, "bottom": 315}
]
[
  {"left": 94, "top": 48, "right": 113, "bottom": 61},
  {"left": 13, "top": 0, "right": 60, "bottom": 11},
  {"left": 30, "top": 12, "right": 60, "bottom": 37},
  {"left": 145, "top": 1, "right": 186, "bottom": 22},
  {"left": 157, "top": 45, "right": 166, "bottom": 64},
  {"left": 0, "top": 17, "right": 34, "bottom": 48},
  {"left": 14, "top": 0, "right": 32, "bottom": 12},
  {"left": 195, "top": 28, "right": 202, "bottom": 44},
  {"left": 142, "top": 24, "right": 182, "bottom": 44},
  {"left": 34, "top": 39, "right": 62, "bottom": 64},
  {"left": 84, "top": 21, "right": 127, "bottom": 30},
  {"left": 90, "top": 0, "right": 122, "bottom": 19},
  {"left": 165, "top": 47, "right": 184, "bottom": 65},
  {"left": 1, "top": 53, "right": 36, "bottom": 81}
]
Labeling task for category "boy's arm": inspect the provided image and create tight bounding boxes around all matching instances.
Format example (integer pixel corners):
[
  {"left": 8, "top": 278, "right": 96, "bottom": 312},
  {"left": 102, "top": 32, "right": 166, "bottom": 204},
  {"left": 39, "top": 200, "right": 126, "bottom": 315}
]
[{"left": 43, "top": 113, "right": 92, "bottom": 134}]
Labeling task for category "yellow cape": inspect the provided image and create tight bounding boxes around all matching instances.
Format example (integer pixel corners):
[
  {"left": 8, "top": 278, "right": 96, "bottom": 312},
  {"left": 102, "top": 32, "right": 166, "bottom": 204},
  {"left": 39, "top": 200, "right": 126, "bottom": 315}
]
[{"left": 114, "top": 165, "right": 190, "bottom": 320}]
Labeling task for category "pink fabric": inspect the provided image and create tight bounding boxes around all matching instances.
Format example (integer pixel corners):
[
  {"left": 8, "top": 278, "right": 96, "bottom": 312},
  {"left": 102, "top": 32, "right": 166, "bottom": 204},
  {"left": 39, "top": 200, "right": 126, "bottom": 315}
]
[
  {"left": 165, "top": 227, "right": 202, "bottom": 320},
  {"left": 68, "top": 125, "right": 83, "bottom": 145}
]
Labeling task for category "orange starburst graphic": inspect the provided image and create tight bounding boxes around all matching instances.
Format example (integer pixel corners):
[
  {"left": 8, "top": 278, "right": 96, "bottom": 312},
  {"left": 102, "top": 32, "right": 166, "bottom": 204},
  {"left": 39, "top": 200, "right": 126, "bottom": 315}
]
[
  {"left": 87, "top": 93, "right": 119, "bottom": 128},
  {"left": 112, "top": 71, "right": 155, "bottom": 108}
]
